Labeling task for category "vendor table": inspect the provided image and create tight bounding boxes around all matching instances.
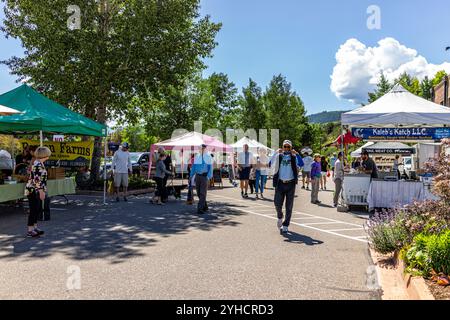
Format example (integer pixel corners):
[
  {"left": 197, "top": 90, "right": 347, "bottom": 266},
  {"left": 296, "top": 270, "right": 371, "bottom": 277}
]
[
  {"left": 367, "top": 180, "right": 434, "bottom": 210},
  {"left": 0, "top": 178, "right": 76, "bottom": 203}
]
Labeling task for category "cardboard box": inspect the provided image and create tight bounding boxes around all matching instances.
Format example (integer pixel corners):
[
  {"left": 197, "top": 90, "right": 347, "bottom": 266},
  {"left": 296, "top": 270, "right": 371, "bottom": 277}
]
[{"left": 47, "top": 168, "right": 65, "bottom": 180}]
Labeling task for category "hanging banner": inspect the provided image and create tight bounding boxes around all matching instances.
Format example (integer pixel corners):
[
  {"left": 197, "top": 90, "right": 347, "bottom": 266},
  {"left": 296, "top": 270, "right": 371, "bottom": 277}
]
[
  {"left": 352, "top": 128, "right": 450, "bottom": 141},
  {"left": 19, "top": 139, "right": 94, "bottom": 167}
]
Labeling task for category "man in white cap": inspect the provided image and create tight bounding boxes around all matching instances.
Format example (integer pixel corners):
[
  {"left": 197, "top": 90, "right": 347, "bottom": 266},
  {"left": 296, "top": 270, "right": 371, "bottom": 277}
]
[
  {"left": 271, "top": 140, "right": 299, "bottom": 234},
  {"left": 112, "top": 142, "right": 132, "bottom": 202}
]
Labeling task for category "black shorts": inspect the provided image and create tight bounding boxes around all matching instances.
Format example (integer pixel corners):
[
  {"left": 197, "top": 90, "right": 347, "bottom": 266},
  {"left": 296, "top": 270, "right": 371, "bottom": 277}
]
[{"left": 239, "top": 167, "right": 251, "bottom": 180}]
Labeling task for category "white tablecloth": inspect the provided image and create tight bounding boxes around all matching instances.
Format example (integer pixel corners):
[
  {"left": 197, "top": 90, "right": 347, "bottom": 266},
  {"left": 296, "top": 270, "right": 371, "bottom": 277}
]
[{"left": 368, "top": 181, "right": 435, "bottom": 210}]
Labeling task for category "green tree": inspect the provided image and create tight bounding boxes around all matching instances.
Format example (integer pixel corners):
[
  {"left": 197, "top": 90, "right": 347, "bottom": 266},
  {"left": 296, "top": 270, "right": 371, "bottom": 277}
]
[
  {"left": 206, "top": 73, "right": 240, "bottom": 131},
  {"left": 1, "top": 0, "right": 221, "bottom": 178},
  {"left": 120, "top": 124, "right": 157, "bottom": 152},
  {"left": 264, "top": 74, "right": 309, "bottom": 148},
  {"left": 432, "top": 70, "right": 447, "bottom": 87},
  {"left": 240, "top": 78, "right": 266, "bottom": 131},
  {"left": 368, "top": 72, "right": 392, "bottom": 103},
  {"left": 394, "top": 73, "right": 422, "bottom": 96},
  {"left": 420, "top": 76, "right": 433, "bottom": 100}
]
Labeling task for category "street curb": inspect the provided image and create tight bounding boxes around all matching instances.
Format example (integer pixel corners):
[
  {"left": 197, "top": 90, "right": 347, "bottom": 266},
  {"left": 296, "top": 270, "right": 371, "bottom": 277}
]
[
  {"left": 369, "top": 248, "right": 435, "bottom": 300},
  {"left": 397, "top": 258, "right": 435, "bottom": 300},
  {"left": 76, "top": 188, "right": 155, "bottom": 196}
]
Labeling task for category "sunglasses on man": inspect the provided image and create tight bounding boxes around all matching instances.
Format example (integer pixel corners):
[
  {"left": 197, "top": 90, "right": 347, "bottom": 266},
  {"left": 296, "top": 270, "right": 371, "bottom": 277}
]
[{"left": 283, "top": 145, "right": 291, "bottom": 149}]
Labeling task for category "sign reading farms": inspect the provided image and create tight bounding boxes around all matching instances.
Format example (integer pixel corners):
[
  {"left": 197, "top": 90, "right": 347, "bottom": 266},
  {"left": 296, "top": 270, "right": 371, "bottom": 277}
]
[{"left": 20, "top": 140, "right": 94, "bottom": 167}]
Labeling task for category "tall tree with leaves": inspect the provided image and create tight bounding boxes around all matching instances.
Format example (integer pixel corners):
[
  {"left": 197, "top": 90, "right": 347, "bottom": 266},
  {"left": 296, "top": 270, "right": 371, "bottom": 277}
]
[
  {"left": 368, "top": 72, "right": 392, "bottom": 103},
  {"left": 432, "top": 70, "right": 447, "bottom": 87},
  {"left": 1, "top": 0, "right": 221, "bottom": 178},
  {"left": 420, "top": 76, "right": 433, "bottom": 100},
  {"left": 264, "top": 75, "right": 309, "bottom": 148},
  {"left": 240, "top": 78, "right": 266, "bottom": 131}
]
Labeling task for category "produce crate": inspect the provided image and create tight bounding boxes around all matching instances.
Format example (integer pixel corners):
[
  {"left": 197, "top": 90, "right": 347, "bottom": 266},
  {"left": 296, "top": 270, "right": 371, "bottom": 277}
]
[{"left": 47, "top": 168, "right": 66, "bottom": 180}]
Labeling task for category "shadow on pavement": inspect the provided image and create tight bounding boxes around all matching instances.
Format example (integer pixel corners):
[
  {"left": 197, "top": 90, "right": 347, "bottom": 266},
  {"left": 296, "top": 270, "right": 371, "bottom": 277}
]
[
  {"left": 0, "top": 195, "right": 245, "bottom": 264},
  {"left": 282, "top": 231, "right": 324, "bottom": 246}
]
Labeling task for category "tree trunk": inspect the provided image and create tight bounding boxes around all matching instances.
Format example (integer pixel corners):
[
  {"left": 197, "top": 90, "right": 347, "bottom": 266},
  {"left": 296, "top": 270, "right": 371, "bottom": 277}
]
[{"left": 90, "top": 104, "right": 107, "bottom": 181}]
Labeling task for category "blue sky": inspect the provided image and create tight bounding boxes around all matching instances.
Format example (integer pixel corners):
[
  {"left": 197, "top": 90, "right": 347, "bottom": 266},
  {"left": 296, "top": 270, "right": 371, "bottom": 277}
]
[{"left": 1, "top": 0, "right": 450, "bottom": 115}]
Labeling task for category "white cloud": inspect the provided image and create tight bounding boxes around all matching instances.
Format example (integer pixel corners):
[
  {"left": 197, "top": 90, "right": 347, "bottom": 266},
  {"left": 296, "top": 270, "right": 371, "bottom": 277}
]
[{"left": 330, "top": 37, "right": 450, "bottom": 104}]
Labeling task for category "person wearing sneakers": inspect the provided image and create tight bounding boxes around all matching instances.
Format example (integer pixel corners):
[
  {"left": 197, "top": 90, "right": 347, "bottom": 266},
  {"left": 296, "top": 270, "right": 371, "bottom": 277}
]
[
  {"left": 301, "top": 152, "right": 313, "bottom": 190},
  {"left": 333, "top": 151, "right": 346, "bottom": 208},
  {"left": 310, "top": 153, "right": 322, "bottom": 205},
  {"left": 237, "top": 144, "right": 254, "bottom": 198},
  {"left": 190, "top": 144, "right": 213, "bottom": 214},
  {"left": 271, "top": 140, "right": 299, "bottom": 234},
  {"left": 24, "top": 146, "right": 52, "bottom": 238},
  {"left": 112, "top": 142, "right": 132, "bottom": 202},
  {"left": 151, "top": 153, "right": 173, "bottom": 205},
  {"left": 255, "top": 148, "right": 269, "bottom": 199}
]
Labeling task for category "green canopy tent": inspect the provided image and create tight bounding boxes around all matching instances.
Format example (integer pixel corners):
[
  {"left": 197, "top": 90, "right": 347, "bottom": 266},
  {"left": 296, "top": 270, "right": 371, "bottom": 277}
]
[
  {"left": 0, "top": 84, "right": 108, "bottom": 204},
  {"left": 0, "top": 84, "right": 106, "bottom": 138}
]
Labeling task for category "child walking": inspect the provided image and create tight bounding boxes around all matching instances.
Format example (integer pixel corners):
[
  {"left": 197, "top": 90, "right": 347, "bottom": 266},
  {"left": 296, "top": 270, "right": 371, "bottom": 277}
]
[{"left": 310, "top": 154, "right": 322, "bottom": 205}]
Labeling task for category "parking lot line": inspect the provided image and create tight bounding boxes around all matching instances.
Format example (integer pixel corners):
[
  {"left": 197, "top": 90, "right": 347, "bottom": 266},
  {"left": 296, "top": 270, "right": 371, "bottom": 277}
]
[
  {"left": 326, "top": 228, "right": 365, "bottom": 232},
  {"left": 303, "top": 221, "right": 348, "bottom": 226},
  {"left": 208, "top": 194, "right": 368, "bottom": 243},
  {"left": 209, "top": 194, "right": 363, "bottom": 228}
]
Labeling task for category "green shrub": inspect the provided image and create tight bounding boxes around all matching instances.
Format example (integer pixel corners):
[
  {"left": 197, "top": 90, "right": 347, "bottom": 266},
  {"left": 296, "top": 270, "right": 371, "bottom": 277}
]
[
  {"left": 402, "top": 230, "right": 450, "bottom": 277},
  {"left": 128, "top": 176, "right": 155, "bottom": 190}
]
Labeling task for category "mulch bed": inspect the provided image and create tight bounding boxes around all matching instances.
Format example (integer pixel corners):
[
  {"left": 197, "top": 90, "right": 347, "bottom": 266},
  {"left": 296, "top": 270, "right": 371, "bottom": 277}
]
[{"left": 425, "top": 279, "right": 450, "bottom": 300}]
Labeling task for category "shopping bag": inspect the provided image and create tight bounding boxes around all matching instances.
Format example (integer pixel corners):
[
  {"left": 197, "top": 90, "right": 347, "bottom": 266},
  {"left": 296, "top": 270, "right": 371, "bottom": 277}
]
[
  {"left": 107, "top": 180, "right": 115, "bottom": 195},
  {"left": 327, "top": 171, "right": 331, "bottom": 178}
]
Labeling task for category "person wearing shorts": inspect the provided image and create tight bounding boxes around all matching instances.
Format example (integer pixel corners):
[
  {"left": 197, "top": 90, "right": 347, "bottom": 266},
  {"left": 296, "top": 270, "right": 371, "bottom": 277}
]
[
  {"left": 301, "top": 153, "right": 313, "bottom": 190},
  {"left": 238, "top": 144, "right": 254, "bottom": 198},
  {"left": 113, "top": 142, "right": 132, "bottom": 202}
]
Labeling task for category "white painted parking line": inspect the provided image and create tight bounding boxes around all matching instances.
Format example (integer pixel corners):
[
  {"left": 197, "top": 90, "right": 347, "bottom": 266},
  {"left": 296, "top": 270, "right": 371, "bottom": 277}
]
[
  {"left": 326, "top": 228, "right": 365, "bottom": 232},
  {"left": 303, "top": 222, "right": 348, "bottom": 226},
  {"left": 209, "top": 194, "right": 363, "bottom": 228},
  {"left": 292, "top": 217, "right": 329, "bottom": 220},
  {"left": 209, "top": 193, "right": 368, "bottom": 243}
]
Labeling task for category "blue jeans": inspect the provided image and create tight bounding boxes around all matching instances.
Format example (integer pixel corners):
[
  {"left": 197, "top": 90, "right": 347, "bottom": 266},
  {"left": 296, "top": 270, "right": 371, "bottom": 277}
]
[{"left": 255, "top": 170, "right": 268, "bottom": 194}]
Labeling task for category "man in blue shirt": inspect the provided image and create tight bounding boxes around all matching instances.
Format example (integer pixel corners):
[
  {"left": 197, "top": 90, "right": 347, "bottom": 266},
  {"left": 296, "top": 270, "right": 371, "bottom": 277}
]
[
  {"left": 271, "top": 140, "right": 299, "bottom": 234},
  {"left": 190, "top": 144, "right": 213, "bottom": 214}
]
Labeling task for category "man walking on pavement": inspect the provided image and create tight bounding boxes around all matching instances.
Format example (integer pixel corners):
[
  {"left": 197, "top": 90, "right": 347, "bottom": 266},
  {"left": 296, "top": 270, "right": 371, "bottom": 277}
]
[
  {"left": 237, "top": 144, "right": 254, "bottom": 198},
  {"left": 271, "top": 140, "right": 299, "bottom": 234},
  {"left": 333, "top": 151, "right": 346, "bottom": 208},
  {"left": 190, "top": 144, "right": 213, "bottom": 214},
  {"left": 112, "top": 142, "right": 132, "bottom": 202}
]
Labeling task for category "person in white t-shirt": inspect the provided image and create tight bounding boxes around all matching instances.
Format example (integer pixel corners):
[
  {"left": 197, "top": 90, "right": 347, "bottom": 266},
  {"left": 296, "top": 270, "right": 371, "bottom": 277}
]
[
  {"left": 301, "top": 153, "right": 313, "bottom": 190},
  {"left": 254, "top": 148, "right": 269, "bottom": 199}
]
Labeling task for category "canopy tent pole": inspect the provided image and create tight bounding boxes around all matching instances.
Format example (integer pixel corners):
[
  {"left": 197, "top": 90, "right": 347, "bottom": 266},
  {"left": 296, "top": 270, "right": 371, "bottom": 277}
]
[
  {"left": 39, "top": 130, "right": 43, "bottom": 147},
  {"left": 103, "top": 137, "right": 107, "bottom": 205},
  {"left": 181, "top": 149, "right": 184, "bottom": 185}
]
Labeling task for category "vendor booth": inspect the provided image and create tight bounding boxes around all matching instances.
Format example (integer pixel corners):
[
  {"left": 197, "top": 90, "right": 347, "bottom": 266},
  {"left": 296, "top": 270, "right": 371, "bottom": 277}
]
[
  {"left": 148, "top": 131, "right": 233, "bottom": 184},
  {"left": 230, "top": 136, "right": 274, "bottom": 154},
  {"left": 0, "top": 84, "right": 107, "bottom": 204},
  {"left": 341, "top": 84, "right": 450, "bottom": 211}
]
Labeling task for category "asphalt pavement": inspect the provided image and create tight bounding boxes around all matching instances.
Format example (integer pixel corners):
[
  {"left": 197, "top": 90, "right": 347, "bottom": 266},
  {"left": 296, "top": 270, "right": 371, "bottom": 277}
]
[{"left": 0, "top": 178, "right": 380, "bottom": 299}]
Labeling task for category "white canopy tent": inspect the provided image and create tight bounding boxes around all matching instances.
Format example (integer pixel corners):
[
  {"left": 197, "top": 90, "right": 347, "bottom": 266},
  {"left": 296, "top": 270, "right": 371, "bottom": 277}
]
[
  {"left": 230, "top": 136, "right": 274, "bottom": 154},
  {"left": 342, "top": 84, "right": 450, "bottom": 127},
  {"left": 350, "top": 142, "right": 375, "bottom": 158}
]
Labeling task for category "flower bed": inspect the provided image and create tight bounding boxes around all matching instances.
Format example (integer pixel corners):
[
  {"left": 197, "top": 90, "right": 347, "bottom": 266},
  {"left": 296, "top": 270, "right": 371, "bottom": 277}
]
[{"left": 366, "top": 139, "right": 450, "bottom": 298}]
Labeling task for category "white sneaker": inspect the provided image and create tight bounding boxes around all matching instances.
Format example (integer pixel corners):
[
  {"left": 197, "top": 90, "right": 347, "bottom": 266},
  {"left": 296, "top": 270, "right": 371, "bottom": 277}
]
[{"left": 277, "top": 219, "right": 283, "bottom": 229}]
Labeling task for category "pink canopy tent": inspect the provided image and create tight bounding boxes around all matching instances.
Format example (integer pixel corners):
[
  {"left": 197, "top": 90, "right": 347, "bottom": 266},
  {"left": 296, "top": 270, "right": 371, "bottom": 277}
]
[{"left": 148, "top": 131, "right": 233, "bottom": 179}]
